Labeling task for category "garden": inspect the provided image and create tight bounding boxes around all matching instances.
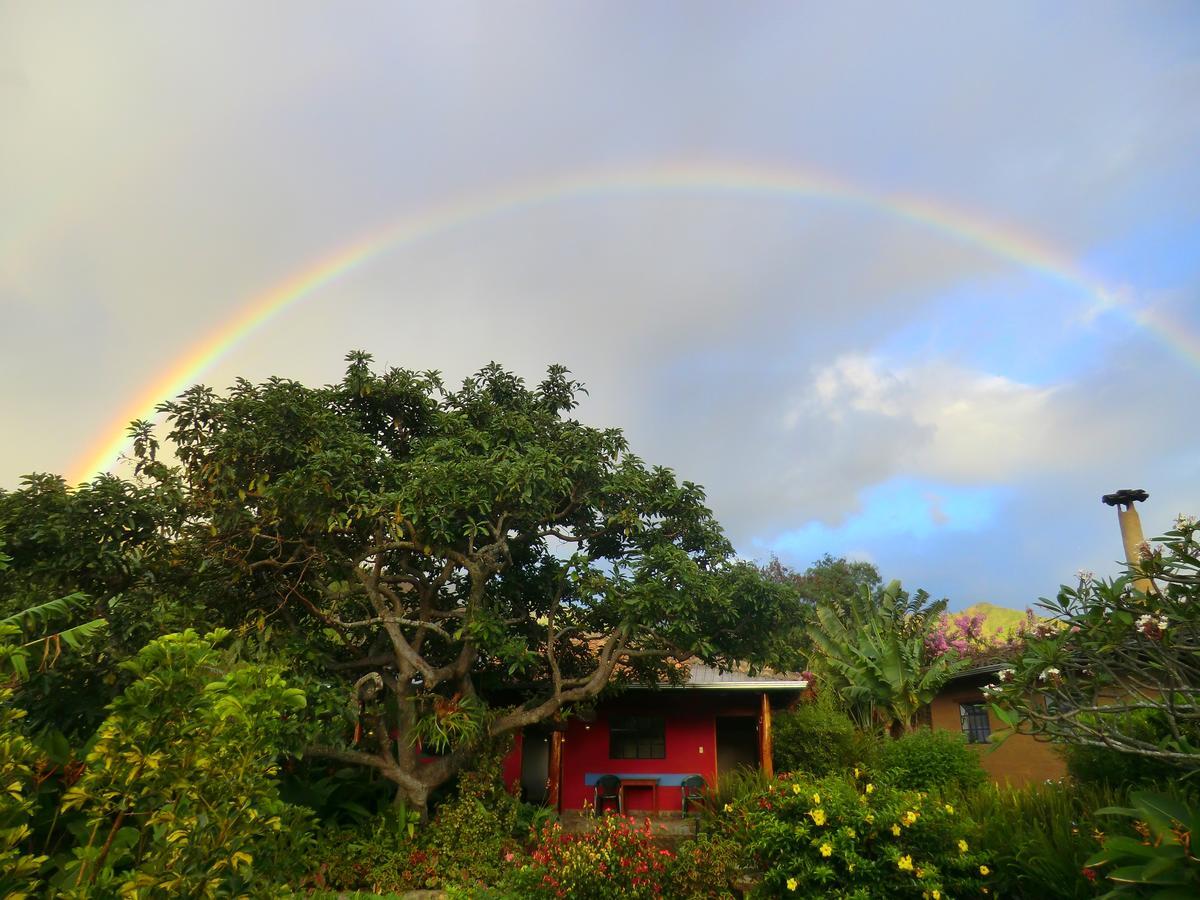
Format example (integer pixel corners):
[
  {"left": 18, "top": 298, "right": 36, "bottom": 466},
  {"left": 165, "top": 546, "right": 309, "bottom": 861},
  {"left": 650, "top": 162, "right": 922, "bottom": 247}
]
[{"left": 1, "top": 354, "right": 1196, "bottom": 897}]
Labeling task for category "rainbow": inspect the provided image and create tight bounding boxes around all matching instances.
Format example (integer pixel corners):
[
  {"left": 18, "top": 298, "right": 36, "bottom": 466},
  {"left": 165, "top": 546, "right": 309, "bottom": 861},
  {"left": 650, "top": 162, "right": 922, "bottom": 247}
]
[{"left": 68, "top": 160, "right": 1200, "bottom": 484}]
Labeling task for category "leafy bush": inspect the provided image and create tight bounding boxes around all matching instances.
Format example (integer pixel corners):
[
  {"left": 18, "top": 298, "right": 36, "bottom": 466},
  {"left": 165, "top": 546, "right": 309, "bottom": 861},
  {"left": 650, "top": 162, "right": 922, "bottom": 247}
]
[
  {"left": 712, "top": 772, "right": 990, "bottom": 898},
  {"left": 877, "top": 728, "right": 987, "bottom": 793},
  {"left": 311, "top": 747, "right": 533, "bottom": 893},
  {"left": 665, "top": 833, "right": 744, "bottom": 899},
  {"left": 504, "top": 814, "right": 677, "bottom": 899},
  {"left": 704, "top": 766, "right": 776, "bottom": 815},
  {"left": 772, "top": 697, "right": 877, "bottom": 777},
  {"left": 960, "top": 780, "right": 1125, "bottom": 899},
  {"left": 1086, "top": 790, "right": 1200, "bottom": 896},
  {"left": 49, "top": 629, "right": 315, "bottom": 896},
  {"left": 1062, "top": 710, "right": 1186, "bottom": 788},
  {"left": 0, "top": 688, "right": 46, "bottom": 898}
]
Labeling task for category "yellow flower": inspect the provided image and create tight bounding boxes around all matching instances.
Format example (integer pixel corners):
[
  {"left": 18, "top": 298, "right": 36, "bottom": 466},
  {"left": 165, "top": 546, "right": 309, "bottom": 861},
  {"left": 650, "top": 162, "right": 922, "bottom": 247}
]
[
  {"left": 820, "top": 843, "right": 833, "bottom": 857},
  {"left": 848, "top": 862, "right": 855, "bottom": 872},
  {"left": 809, "top": 808, "right": 826, "bottom": 826},
  {"left": 865, "top": 814, "right": 875, "bottom": 824},
  {"left": 854, "top": 766, "right": 860, "bottom": 778},
  {"left": 786, "top": 877, "right": 798, "bottom": 892},
  {"left": 916, "top": 868, "right": 925, "bottom": 878},
  {"left": 958, "top": 839, "right": 968, "bottom": 853},
  {"left": 932, "top": 891, "right": 941, "bottom": 899},
  {"left": 944, "top": 804, "right": 954, "bottom": 814},
  {"left": 891, "top": 824, "right": 902, "bottom": 837},
  {"left": 980, "top": 865, "right": 990, "bottom": 876},
  {"left": 865, "top": 783, "right": 874, "bottom": 794},
  {"left": 812, "top": 792, "right": 821, "bottom": 805},
  {"left": 792, "top": 783, "right": 802, "bottom": 795},
  {"left": 724, "top": 803, "right": 733, "bottom": 813},
  {"left": 902, "top": 810, "right": 919, "bottom": 826},
  {"left": 898, "top": 855, "right": 914, "bottom": 871},
  {"left": 846, "top": 828, "right": 856, "bottom": 838}
]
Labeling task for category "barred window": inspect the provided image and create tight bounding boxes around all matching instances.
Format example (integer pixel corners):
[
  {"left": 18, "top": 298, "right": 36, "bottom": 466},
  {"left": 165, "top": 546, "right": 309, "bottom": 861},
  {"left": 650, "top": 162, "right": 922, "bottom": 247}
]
[
  {"left": 959, "top": 703, "right": 991, "bottom": 744},
  {"left": 609, "top": 716, "right": 666, "bottom": 759}
]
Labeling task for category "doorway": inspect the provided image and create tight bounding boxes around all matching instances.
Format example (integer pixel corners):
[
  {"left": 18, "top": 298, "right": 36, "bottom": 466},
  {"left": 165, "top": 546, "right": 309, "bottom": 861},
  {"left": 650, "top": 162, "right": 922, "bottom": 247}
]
[
  {"left": 520, "top": 727, "right": 552, "bottom": 804},
  {"left": 715, "top": 715, "right": 759, "bottom": 777}
]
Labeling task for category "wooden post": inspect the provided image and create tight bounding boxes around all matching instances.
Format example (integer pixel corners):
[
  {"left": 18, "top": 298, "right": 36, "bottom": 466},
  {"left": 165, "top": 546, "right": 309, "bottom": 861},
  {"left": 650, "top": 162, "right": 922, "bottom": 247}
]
[
  {"left": 546, "top": 731, "right": 563, "bottom": 810},
  {"left": 760, "top": 693, "right": 774, "bottom": 779}
]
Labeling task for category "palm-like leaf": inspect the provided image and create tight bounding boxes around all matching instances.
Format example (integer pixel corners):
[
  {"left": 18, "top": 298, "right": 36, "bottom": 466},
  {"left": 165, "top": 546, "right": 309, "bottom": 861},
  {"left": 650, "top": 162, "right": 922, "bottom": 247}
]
[{"left": 807, "top": 581, "right": 963, "bottom": 731}]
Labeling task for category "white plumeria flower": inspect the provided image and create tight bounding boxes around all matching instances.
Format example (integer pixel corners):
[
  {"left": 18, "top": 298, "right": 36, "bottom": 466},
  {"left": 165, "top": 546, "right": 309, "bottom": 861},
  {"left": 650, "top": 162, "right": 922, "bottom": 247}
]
[
  {"left": 1136, "top": 614, "right": 1152, "bottom": 628},
  {"left": 1174, "top": 513, "right": 1197, "bottom": 530},
  {"left": 998, "top": 668, "right": 1015, "bottom": 683},
  {"left": 1039, "top": 667, "right": 1061, "bottom": 681},
  {"left": 1076, "top": 569, "right": 1094, "bottom": 585}
]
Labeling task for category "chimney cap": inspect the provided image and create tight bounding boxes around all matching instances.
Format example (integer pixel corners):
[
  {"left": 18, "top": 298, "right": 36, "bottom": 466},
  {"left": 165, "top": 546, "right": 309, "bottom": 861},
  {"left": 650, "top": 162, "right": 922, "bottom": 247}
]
[{"left": 1102, "top": 489, "right": 1149, "bottom": 508}]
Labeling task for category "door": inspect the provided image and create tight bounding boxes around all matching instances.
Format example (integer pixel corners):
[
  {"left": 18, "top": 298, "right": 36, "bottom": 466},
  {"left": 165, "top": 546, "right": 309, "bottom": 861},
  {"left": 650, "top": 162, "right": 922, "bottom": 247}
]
[
  {"left": 520, "top": 727, "right": 551, "bottom": 804},
  {"left": 715, "top": 716, "right": 759, "bottom": 777}
]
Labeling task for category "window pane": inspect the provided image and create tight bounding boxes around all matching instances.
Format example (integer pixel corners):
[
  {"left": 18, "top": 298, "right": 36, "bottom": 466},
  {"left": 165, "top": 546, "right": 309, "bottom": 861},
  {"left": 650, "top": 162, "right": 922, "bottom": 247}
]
[
  {"left": 609, "top": 716, "right": 666, "bottom": 759},
  {"left": 959, "top": 703, "right": 991, "bottom": 744}
]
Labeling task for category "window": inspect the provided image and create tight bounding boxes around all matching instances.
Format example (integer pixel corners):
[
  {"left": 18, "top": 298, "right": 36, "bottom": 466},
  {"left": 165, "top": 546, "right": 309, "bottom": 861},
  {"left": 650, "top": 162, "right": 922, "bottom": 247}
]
[
  {"left": 609, "top": 716, "right": 665, "bottom": 759},
  {"left": 959, "top": 703, "right": 991, "bottom": 744}
]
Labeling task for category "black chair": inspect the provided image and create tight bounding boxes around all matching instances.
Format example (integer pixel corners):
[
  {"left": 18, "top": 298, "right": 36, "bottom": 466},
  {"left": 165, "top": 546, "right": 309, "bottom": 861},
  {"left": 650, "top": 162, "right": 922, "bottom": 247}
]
[
  {"left": 681, "top": 774, "right": 706, "bottom": 816},
  {"left": 594, "top": 774, "right": 622, "bottom": 814}
]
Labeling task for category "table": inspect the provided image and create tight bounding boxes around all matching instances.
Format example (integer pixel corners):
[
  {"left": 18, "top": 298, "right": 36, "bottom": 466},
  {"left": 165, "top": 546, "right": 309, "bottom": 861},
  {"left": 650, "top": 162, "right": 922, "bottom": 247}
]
[{"left": 618, "top": 777, "right": 660, "bottom": 812}]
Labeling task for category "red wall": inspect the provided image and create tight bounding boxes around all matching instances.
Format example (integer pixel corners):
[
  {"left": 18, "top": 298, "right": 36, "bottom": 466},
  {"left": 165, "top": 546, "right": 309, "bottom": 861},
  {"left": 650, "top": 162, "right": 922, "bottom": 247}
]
[
  {"left": 558, "top": 693, "right": 759, "bottom": 811},
  {"left": 501, "top": 731, "right": 523, "bottom": 794}
]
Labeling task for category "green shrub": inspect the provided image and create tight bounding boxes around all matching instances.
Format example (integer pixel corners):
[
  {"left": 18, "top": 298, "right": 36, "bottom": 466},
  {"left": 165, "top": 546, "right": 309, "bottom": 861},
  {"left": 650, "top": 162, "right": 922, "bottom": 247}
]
[
  {"left": 1062, "top": 710, "right": 1189, "bottom": 788},
  {"left": 772, "top": 698, "right": 877, "bottom": 777},
  {"left": 712, "top": 772, "right": 990, "bottom": 898},
  {"left": 311, "top": 747, "right": 533, "bottom": 893},
  {"left": 960, "top": 780, "right": 1137, "bottom": 899},
  {"left": 877, "top": 728, "right": 987, "bottom": 793},
  {"left": 38, "top": 629, "right": 315, "bottom": 897},
  {"left": 667, "top": 833, "right": 744, "bottom": 899},
  {"left": 1087, "top": 790, "right": 1200, "bottom": 896},
  {"left": 0, "top": 688, "right": 46, "bottom": 898},
  {"left": 705, "top": 765, "right": 776, "bottom": 816},
  {"left": 504, "top": 814, "right": 676, "bottom": 899}
]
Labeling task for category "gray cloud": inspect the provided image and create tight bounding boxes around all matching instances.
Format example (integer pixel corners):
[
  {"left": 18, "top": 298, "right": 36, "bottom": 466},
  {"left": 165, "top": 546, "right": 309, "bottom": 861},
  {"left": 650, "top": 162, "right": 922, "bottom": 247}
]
[{"left": 2, "top": 1, "right": 1198, "bottom": 606}]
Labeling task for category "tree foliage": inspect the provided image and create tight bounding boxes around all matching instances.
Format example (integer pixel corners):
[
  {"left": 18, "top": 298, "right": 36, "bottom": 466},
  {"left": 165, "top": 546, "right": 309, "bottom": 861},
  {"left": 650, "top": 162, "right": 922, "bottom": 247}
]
[
  {"left": 101, "top": 352, "right": 801, "bottom": 813},
  {"left": 986, "top": 514, "right": 1200, "bottom": 770}
]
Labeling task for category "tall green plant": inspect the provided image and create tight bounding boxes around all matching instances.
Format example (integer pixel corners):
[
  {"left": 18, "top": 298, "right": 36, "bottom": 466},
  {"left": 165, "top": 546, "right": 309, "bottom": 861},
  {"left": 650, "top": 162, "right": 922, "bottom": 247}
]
[
  {"left": 51, "top": 629, "right": 314, "bottom": 896},
  {"left": 808, "top": 581, "right": 966, "bottom": 734}
]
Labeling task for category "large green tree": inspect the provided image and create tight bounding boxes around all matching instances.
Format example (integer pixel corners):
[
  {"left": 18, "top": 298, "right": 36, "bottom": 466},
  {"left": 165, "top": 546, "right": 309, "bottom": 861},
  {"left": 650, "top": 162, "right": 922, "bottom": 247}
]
[{"left": 113, "top": 353, "right": 797, "bottom": 814}]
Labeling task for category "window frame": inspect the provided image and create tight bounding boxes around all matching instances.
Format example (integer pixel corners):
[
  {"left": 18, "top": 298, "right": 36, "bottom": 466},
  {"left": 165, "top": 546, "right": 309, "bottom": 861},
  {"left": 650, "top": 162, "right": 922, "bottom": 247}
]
[
  {"left": 958, "top": 701, "right": 992, "bottom": 744},
  {"left": 608, "top": 715, "right": 666, "bottom": 760}
]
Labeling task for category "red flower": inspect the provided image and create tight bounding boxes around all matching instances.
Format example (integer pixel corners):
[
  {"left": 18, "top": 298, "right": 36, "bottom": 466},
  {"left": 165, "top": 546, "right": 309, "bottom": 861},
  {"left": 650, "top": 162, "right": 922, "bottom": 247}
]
[{"left": 1081, "top": 867, "right": 1098, "bottom": 882}]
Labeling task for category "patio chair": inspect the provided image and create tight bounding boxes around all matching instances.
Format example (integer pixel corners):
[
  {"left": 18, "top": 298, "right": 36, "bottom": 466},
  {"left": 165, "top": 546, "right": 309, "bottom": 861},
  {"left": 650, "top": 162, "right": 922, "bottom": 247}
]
[
  {"left": 681, "top": 774, "right": 706, "bottom": 816},
  {"left": 594, "top": 774, "right": 622, "bottom": 814}
]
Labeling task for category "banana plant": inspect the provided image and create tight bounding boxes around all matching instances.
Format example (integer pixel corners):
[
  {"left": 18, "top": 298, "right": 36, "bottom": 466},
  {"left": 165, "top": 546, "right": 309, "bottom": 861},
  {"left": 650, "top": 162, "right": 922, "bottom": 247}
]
[{"left": 808, "top": 580, "right": 966, "bottom": 734}]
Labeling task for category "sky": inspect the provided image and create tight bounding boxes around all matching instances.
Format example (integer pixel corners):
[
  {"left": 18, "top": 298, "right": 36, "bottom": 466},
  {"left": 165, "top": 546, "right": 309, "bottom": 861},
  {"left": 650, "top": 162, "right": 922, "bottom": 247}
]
[{"left": 2, "top": 2, "right": 1199, "bottom": 609}]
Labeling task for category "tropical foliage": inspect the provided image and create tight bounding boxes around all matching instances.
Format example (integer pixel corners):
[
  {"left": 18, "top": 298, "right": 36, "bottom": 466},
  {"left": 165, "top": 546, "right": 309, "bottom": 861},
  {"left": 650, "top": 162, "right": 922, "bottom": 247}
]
[
  {"left": 1086, "top": 790, "right": 1200, "bottom": 897},
  {"left": 986, "top": 515, "right": 1200, "bottom": 769},
  {"left": 807, "top": 580, "right": 966, "bottom": 734},
  {"left": 713, "top": 770, "right": 991, "bottom": 898}
]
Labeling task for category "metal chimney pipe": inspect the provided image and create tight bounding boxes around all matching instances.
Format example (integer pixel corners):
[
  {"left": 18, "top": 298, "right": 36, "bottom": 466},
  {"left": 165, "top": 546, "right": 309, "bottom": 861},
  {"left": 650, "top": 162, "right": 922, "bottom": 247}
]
[{"left": 1101, "top": 489, "right": 1151, "bottom": 593}]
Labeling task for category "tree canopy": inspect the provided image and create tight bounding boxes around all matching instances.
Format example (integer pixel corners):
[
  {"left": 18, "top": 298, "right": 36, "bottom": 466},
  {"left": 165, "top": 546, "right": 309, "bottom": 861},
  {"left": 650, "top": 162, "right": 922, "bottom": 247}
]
[{"left": 4, "top": 353, "right": 798, "bottom": 814}]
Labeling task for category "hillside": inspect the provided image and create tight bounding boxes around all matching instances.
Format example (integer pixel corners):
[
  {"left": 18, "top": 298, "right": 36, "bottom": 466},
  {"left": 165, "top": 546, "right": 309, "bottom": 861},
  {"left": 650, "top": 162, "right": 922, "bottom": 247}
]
[{"left": 950, "top": 601, "right": 1032, "bottom": 635}]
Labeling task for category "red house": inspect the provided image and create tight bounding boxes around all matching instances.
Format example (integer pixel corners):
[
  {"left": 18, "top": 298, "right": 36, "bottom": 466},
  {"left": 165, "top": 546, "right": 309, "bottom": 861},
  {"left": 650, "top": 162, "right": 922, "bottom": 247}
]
[{"left": 505, "top": 664, "right": 809, "bottom": 813}]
